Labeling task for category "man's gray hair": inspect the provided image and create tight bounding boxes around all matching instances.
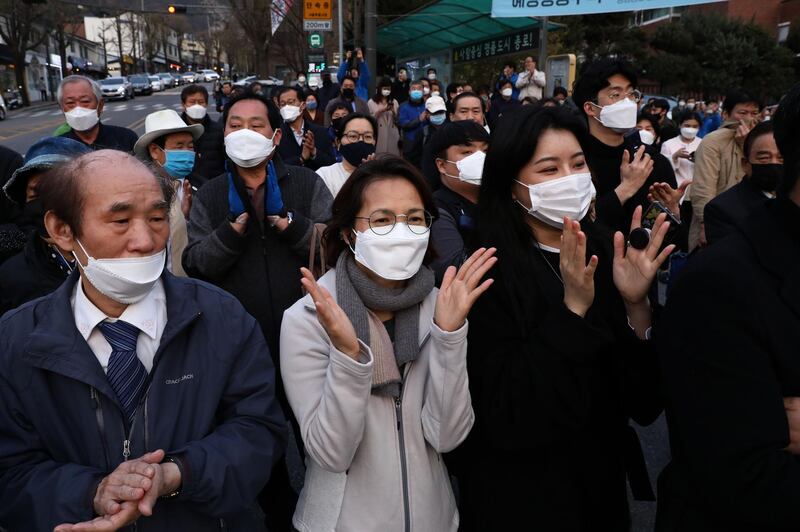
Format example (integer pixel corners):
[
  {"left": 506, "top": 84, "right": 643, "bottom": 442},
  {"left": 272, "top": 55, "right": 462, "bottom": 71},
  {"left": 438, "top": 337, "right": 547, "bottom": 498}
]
[{"left": 57, "top": 75, "right": 103, "bottom": 106}]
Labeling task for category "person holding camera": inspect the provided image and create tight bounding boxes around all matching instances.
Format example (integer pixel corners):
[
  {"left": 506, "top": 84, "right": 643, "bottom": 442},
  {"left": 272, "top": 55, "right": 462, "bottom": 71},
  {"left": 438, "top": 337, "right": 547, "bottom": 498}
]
[
  {"left": 572, "top": 58, "right": 677, "bottom": 234},
  {"left": 453, "top": 106, "right": 674, "bottom": 531}
]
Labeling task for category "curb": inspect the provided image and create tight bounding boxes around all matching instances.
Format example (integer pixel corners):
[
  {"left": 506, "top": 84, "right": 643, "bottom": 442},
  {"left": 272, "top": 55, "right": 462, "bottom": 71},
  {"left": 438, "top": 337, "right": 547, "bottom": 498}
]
[{"left": 10, "top": 101, "right": 60, "bottom": 113}]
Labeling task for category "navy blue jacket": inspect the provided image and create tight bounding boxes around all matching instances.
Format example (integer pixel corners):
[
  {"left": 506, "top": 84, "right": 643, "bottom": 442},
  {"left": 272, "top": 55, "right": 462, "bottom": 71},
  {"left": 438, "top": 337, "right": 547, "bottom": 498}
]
[
  {"left": 0, "top": 272, "right": 287, "bottom": 531},
  {"left": 277, "top": 120, "right": 336, "bottom": 171}
]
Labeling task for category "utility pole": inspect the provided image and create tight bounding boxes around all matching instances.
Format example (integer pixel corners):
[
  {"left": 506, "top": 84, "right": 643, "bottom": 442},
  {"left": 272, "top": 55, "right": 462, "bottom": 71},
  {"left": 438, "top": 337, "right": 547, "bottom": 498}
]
[
  {"left": 365, "top": 0, "right": 376, "bottom": 94},
  {"left": 338, "top": 0, "right": 343, "bottom": 61},
  {"left": 539, "top": 16, "right": 548, "bottom": 79}
]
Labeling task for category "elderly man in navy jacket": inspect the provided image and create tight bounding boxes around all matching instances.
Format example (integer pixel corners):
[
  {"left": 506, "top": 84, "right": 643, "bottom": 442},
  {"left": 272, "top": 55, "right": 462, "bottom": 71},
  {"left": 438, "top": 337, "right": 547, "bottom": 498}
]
[{"left": 0, "top": 150, "right": 286, "bottom": 531}]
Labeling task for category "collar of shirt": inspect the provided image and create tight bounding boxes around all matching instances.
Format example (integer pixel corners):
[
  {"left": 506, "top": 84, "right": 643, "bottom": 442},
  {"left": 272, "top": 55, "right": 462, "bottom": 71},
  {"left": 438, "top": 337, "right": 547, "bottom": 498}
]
[
  {"left": 291, "top": 119, "right": 306, "bottom": 146},
  {"left": 72, "top": 277, "right": 165, "bottom": 341}
]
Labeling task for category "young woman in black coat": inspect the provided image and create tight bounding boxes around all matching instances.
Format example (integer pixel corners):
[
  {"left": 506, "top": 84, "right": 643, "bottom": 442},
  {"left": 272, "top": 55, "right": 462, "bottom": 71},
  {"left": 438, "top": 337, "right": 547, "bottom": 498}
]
[{"left": 454, "top": 106, "right": 675, "bottom": 531}]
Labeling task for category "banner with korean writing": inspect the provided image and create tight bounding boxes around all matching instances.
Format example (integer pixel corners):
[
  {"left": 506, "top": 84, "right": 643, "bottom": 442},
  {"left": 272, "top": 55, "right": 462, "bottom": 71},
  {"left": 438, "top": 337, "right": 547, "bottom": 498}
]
[
  {"left": 491, "top": 0, "right": 724, "bottom": 18},
  {"left": 453, "top": 28, "right": 539, "bottom": 64}
]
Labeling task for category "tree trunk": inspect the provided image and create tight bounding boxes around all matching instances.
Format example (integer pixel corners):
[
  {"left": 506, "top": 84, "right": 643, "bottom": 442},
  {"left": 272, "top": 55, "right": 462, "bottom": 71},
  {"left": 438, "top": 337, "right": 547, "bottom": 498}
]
[
  {"left": 59, "top": 39, "right": 68, "bottom": 78},
  {"left": 115, "top": 17, "right": 126, "bottom": 76},
  {"left": 353, "top": 0, "right": 363, "bottom": 49},
  {"left": 14, "top": 53, "right": 30, "bottom": 106}
]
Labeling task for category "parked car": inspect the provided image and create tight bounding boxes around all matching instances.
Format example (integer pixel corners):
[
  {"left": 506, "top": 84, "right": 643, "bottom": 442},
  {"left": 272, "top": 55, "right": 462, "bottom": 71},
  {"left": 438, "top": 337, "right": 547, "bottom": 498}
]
[
  {"left": 148, "top": 75, "right": 163, "bottom": 92},
  {"left": 158, "top": 72, "right": 176, "bottom": 88},
  {"left": 199, "top": 69, "right": 220, "bottom": 82},
  {"left": 233, "top": 75, "right": 257, "bottom": 87},
  {"left": 100, "top": 76, "right": 134, "bottom": 100},
  {"left": 129, "top": 74, "right": 153, "bottom": 95},
  {"left": 181, "top": 71, "right": 198, "bottom": 83},
  {"left": 0, "top": 94, "right": 7, "bottom": 120}
]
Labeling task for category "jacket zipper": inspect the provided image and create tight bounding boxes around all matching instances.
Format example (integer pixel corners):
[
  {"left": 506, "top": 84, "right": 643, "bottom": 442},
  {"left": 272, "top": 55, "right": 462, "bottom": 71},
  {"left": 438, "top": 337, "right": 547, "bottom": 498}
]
[
  {"left": 89, "top": 386, "right": 111, "bottom": 471},
  {"left": 395, "top": 366, "right": 411, "bottom": 532}
]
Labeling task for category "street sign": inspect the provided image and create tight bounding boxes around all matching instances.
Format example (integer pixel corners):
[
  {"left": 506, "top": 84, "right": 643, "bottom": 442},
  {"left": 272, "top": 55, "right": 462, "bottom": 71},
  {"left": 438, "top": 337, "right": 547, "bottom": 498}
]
[
  {"left": 309, "top": 33, "right": 324, "bottom": 49},
  {"left": 303, "top": 0, "right": 332, "bottom": 20},
  {"left": 303, "top": 19, "right": 332, "bottom": 31}
]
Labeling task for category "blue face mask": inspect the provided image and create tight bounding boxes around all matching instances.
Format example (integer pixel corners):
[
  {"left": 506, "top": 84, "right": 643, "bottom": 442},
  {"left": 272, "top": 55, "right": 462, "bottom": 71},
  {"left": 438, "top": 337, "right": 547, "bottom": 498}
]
[
  {"left": 410, "top": 89, "right": 423, "bottom": 101},
  {"left": 307, "top": 100, "right": 318, "bottom": 110},
  {"left": 162, "top": 149, "right": 195, "bottom": 178},
  {"left": 430, "top": 113, "right": 446, "bottom": 125}
]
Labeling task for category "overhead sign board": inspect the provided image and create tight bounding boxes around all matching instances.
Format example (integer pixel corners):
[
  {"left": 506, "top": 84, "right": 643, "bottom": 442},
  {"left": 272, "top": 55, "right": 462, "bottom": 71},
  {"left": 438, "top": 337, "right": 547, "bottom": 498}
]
[
  {"left": 303, "top": 19, "right": 332, "bottom": 31},
  {"left": 304, "top": 0, "right": 332, "bottom": 20},
  {"left": 491, "top": 0, "right": 724, "bottom": 17}
]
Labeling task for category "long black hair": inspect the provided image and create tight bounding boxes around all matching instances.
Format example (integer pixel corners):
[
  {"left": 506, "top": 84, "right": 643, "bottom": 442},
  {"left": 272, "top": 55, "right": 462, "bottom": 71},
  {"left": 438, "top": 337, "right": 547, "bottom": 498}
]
[{"left": 474, "top": 106, "right": 595, "bottom": 327}]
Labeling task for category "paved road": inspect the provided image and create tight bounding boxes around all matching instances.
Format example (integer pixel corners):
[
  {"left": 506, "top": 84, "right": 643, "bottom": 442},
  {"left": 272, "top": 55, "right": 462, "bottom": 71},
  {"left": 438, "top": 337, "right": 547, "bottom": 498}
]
[{"left": 0, "top": 83, "right": 221, "bottom": 155}]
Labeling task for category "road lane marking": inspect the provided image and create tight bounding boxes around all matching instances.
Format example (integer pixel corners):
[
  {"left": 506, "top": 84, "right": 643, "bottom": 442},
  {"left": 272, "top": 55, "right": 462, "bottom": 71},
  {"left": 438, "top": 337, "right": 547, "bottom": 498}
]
[
  {"left": 31, "top": 110, "right": 49, "bottom": 117},
  {"left": 0, "top": 118, "right": 65, "bottom": 140}
]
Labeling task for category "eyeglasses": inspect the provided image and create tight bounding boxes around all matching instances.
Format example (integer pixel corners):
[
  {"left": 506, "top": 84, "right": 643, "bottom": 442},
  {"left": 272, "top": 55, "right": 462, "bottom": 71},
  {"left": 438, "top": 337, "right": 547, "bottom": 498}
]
[
  {"left": 605, "top": 89, "right": 642, "bottom": 104},
  {"left": 343, "top": 131, "right": 375, "bottom": 143},
  {"left": 354, "top": 209, "right": 433, "bottom": 235}
]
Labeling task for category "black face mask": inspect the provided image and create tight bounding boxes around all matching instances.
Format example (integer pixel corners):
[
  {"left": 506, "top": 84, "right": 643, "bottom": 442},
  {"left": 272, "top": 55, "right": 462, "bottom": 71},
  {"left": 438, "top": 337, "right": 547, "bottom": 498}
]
[
  {"left": 342, "top": 88, "right": 355, "bottom": 100},
  {"left": 20, "top": 197, "right": 47, "bottom": 237},
  {"left": 339, "top": 141, "right": 376, "bottom": 167},
  {"left": 749, "top": 163, "right": 783, "bottom": 192},
  {"left": 331, "top": 117, "right": 346, "bottom": 134}
]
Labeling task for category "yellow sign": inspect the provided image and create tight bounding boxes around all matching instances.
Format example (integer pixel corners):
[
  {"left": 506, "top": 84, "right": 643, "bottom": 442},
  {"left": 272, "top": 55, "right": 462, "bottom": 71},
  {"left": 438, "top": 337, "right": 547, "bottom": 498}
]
[{"left": 304, "top": 0, "right": 332, "bottom": 20}]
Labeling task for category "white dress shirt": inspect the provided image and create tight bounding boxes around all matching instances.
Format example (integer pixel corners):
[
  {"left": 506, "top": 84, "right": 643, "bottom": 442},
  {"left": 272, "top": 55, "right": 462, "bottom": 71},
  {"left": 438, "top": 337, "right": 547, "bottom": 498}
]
[
  {"left": 315, "top": 161, "right": 352, "bottom": 198},
  {"left": 71, "top": 279, "right": 167, "bottom": 373}
]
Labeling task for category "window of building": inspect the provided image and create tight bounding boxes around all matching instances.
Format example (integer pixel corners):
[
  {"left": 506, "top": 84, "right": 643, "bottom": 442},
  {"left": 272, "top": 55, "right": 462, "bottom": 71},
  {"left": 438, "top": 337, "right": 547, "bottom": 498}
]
[{"left": 778, "top": 22, "right": 791, "bottom": 44}]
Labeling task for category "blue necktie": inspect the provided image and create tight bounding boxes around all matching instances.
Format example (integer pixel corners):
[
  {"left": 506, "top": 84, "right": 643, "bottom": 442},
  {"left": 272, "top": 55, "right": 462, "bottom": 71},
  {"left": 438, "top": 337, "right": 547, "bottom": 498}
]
[{"left": 98, "top": 320, "right": 148, "bottom": 424}]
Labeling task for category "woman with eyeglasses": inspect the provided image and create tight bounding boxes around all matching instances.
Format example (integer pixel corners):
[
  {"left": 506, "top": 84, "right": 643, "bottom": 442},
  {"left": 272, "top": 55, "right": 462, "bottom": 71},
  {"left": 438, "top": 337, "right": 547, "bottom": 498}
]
[
  {"left": 280, "top": 156, "right": 497, "bottom": 531},
  {"left": 315, "top": 113, "right": 379, "bottom": 197},
  {"left": 453, "top": 106, "right": 674, "bottom": 531}
]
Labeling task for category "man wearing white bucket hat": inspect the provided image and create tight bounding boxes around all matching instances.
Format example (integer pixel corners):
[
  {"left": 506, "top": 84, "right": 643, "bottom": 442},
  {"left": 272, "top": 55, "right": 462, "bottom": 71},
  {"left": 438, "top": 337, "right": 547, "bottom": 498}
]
[{"left": 134, "top": 109, "right": 204, "bottom": 276}]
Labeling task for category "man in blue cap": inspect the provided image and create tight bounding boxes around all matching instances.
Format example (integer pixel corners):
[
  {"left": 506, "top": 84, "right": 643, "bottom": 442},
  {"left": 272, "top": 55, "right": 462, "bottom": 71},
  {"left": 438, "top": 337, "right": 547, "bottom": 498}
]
[{"left": 0, "top": 136, "right": 91, "bottom": 315}]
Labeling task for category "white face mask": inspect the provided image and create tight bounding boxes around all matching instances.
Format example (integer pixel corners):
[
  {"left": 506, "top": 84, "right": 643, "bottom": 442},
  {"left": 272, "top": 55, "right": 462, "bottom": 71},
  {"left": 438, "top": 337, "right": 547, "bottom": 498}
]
[
  {"left": 185, "top": 104, "right": 207, "bottom": 120},
  {"left": 224, "top": 128, "right": 276, "bottom": 168},
  {"left": 280, "top": 104, "right": 302, "bottom": 122},
  {"left": 501, "top": 88, "right": 513, "bottom": 97},
  {"left": 431, "top": 91, "right": 440, "bottom": 98},
  {"left": 351, "top": 223, "right": 429, "bottom": 281},
  {"left": 298, "top": 76, "right": 306, "bottom": 83},
  {"left": 680, "top": 127, "right": 698, "bottom": 140},
  {"left": 445, "top": 150, "right": 485, "bottom": 185},
  {"left": 423, "top": 87, "right": 431, "bottom": 95},
  {"left": 74, "top": 239, "right": 165, "bottom": 305},
  {"left": 593, "top": 98, "right": 637, "bottom": 133},
  {"left": 639, "top": 129, "right": 656, "bottom": 146},
  {"left": 428, "top": 73, "right": 436, "bottom": 80},
  {"left": 686, "top": 103, "right": 695, "bottom": 110},
  {"left": 65, "top": 106, "right": 100, "bottom": 132},
  {"left": 381, "top": 88, "right": 391, "bottom": 97},
  {"left": 515, "top": 172, "right": 596, "bottom": 229}
]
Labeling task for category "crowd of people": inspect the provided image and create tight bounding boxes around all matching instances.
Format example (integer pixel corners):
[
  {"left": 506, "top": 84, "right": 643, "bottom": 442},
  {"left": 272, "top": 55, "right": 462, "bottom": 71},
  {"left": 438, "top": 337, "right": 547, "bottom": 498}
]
[{"left": 0, "top": 50, "right": 798, "bottom": 532}]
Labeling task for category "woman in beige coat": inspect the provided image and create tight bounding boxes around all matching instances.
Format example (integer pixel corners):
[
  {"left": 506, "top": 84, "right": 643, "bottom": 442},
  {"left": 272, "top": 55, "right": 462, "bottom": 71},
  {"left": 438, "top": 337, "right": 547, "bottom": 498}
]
[
  {"left": 368, "top": 77, "right": 401, "bottom": 156},
  {"left": 280, "top": 156, "right": 496, "bottom": 532}
]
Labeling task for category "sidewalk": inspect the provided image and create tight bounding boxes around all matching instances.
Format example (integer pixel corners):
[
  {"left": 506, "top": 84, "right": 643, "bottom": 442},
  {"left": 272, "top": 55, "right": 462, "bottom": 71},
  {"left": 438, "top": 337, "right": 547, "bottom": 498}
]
[{"left": 9, "top": 99, "right": 60, "bottom": 113}]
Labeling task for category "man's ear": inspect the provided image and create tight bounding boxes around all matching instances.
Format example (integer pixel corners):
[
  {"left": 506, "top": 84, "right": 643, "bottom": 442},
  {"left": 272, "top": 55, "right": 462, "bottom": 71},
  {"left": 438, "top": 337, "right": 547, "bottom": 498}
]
[
  {"left": 584, "top": 100, "right": 599, "bottom": 118},
  {"left": 272, "top": 127, "right": 283, "bottom": 146},
  {"left": 96, "top": 99, "right": 104, "bottom": 116},
  {"left": 742, "top": 158, "right": 752, "bottom": 177},
  {"left": 435, "top": 157, "right": 448, "bottom": 176},
  {"left": 44, "top": 211, "right": 76, "bottom": 254}
]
